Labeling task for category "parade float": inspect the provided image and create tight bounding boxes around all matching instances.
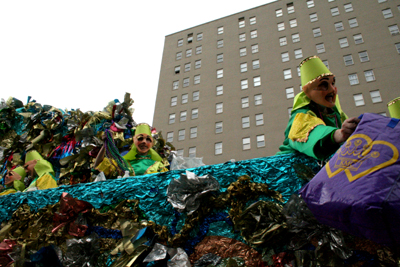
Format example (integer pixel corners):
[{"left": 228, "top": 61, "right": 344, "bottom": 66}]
[{"left": 0, "top": 94, "right": 399, "bottom": 266}]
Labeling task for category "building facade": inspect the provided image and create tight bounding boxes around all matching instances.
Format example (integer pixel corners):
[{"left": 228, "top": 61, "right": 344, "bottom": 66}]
[{"left": 153, "top": 0, "right": 400, "bottom": 165}]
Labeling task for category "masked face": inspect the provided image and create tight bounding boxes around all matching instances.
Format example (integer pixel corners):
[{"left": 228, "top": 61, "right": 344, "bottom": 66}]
[
  {"left": 304, "top": 75, "right": 337, "bottom": 108},
  {"left": 24, "top": 160, "right": 37, "bottom": 177},
  {"left": 5, "top": 170, "right": 22, "bottom": 186},
  {"left": 134, "top": 134, "right": 153, "bottom": 155}
]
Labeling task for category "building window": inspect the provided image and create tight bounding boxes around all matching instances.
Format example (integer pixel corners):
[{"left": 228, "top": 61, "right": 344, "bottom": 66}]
[
  {"left": 353, "top": 34, "right": 364, "bottom": 44},
  {"left": 276, "top": 9, "right": 283, "bottom": 17},
  {"left": 187, "top": 33, "right": 193, "bottom": 43},
  {"left": 192, "top": 91, "right": 199, "bottom": 101},
  {"left": 215, "top": 122, "right": 223, "bottom": 133},
  {"left": 297, "top": 66, "right": 301, "bottom": 76},
  {"left": 331, "top": 7, "right": 339, "bottom": 16},
  {"left": 294, "top": 49, "right": 303, "bottom": 59},
  {"left": 349, "top": 18, "right": 358, "bottom": 28},
  {"left": 181, "top": 93, "right": 188, "bottom": 104},
  {"left": 169, "top": 114, "right": 175, "bottom": 124},
  {"left": 241, "top": 97, "right": 249, "bottom": 108},
  {"left": 196, "top": 46, "right": 202, "bottom": 54},
  {"left": 322, "top": 60, "right": 329, "bottom": 69},
  {"left": 243, "top": 137, "right": 251, "bottom": 150},
  {"left": 253, "top": 76, "right": 261, "bottom": 87},
  {"left": 216, "top": 85, "right": 223, "bottom": 96},
  {"left": 217, "top": 39, "right": 224, "bottom": 48},
  {"left": 176, "top": 52, "right": 182, "bottom": 60},
  {"left": 191, "top": 108, "right": 198, "bottom": 119},
  {"left": 395, "top": 43, "right": 400, "bottom": 54},
  {"left": 257, "top": 135, "right": 265, "bottom": 148},
  {"left": 185, "top": 62, "right": 191, "bottom": 72},
  {"left": 343, "top": 54, "right": 354, "bottom": 66},
  {"left": 240, "top": 63, "right": 248, "bottom": 73},
  {"left": 241, "top": 79, "right": 248, "bottom": 90},
  {"left": 382, "top": 8, "right": 393, "bottom": 19},
  {"left": 344, "top": 3, "right": 353, "bottom": 12},
  {"left": 197, "top": 33, "right": 203, "bottom": 41},
  {"left": 240, "top": 47, "right": 247, "bottom": 56},
  {"left": 292, "top": 33, "right": 300, "bottom": 43},
  {"left": 188, "top": 147, "right": 196, "bottom": 157},
  {"left": 178, "top": 39, "right": 183, "bottom": 47},
  {"left": 183, "top": 77, "right": 189, "bottom": 87},
  {"left": 195, "top": 60, "right": 201, "bottom": 69},
  {"left": 250, "top": 16, "right": 256, "bottom": 25},
  {"left": 307, "top": 0, "right": 315, "bottom": 8},
  {"left": 217, "top": 53, "right": 224, "bottom": 63},
  {"left": 353, "top": 94, "right": 365, "bottom": 106},
  {"left": 190, "top": 127, "right": 197, "bottom": 138},
  {"left": 178, "top": 129, "right": 185, "bottom": 141},
  {"left": 239, "top": 33, "right": 246, "bottom": 42},
  {"left": 348, "top": 73, "right": 359, "bottom": 85},
  {"left": 194, "top": 75, "right": 200, "bottom": 84},
  {"left": 186, "top": 49, "right": 192, "bottom": 57},
  {"left": 254, "top": 94, "right": 262, "bottom": 105},
  {"left": 250, "top": 30, "right": 258, "bottom": 39},
  {"left": 242, "top": 116, "right": 250, "bottom": 128},
  {"left": 255, "top": 114, "right": 264, "bottom": 126},
  {"left": 280, "top": 36, "right": 287, "bottom": 46},
  {"left": 281, "top": 52, "right": 289, "bottom": 62},
  {"left": 378, "top": 0, "right": 387, "bottom": 2},
  {"left": 175, "top": 66, "right": 180, "bottom": 74},
  {"left": 173, "top": 80, "right": 179, "bottom": 90},
  {"left": 328, "top": 0, "right": 335, "bottom": 2},
  {"left": 287, "top": 3, "right": 295, "bottom": 13},
  {"left": 284, "top": 69, "right": 292, "bottom": 80},
  {"left": 215, "top": 142, "right": 222, "bottom": 155},
  {"left": 177, "top": 149, "right": 184, "bottom": 157},
  {"left": 278, "top": 22, "right": 285, "bottom": 31},
  {"left": 313, "top": 27, "right": 321, "bottom": 37},
  {"left": 388, "top": 25, "right": 400, "bottom": 35},
  {"left": 252, "top": 44, "right": 259, "bottom": 54},
  {"left": 370, "top": 90, "right": 382, "bottom": 103},
  {"left": 359, "top": 51, "right": 369, "bottom": 62},
  {"left": 335, "top": 22, "right": 344, "bottom": 31},
  {"left": 288, "top": 107, "right": 293, "bottom": 118},
  {"left": 167, "top": 132, "right": 173, "bottom": 143},
  {"left": 316, "top": 43, "right": 325, "bottom": 53},
  {"left": 364, "top": 70, "right": 375, "bottom": 82},
  {"left": 252, "top": 59, "right": 260, "bottom": 69},
  {"left": 180, "top": 111, "right": 187, "bottom": 121},
  {"left": 286, "top": 87, "right": 295, "bottom": 99},
  {"left": 310, "top": 13, "right": 318, "bottom": 22},
  {"left": 339, "top": 37, "right": 349, "bottom": 48},
  {"left": 239, "top": 17, "right": 245, "bottom": 28},
  {"left": 171, "top": 96, "right": 177, "bottom": 106},
  {"left": 217, "top": 69, "right": 223, "bottom": 78},
  {"left": 218, "top": 26, "right": 224, "bottom": 35},
  {"left": 216, "top": 103, "right": 223, "bottom": 114},
  {"left": 290, "top": 19, "right": 297, "bottom": 28}
]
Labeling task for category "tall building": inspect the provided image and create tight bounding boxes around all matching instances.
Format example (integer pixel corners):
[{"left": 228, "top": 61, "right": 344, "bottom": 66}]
[{"left": 153, "top": 0, "right": 400, "bottom": 165}]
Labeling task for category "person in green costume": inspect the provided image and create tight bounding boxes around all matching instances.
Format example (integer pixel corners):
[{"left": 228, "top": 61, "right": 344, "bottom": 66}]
[
  {"left": 0, "top": 167, "right": 26, "bottom": 196},
  {"left": 94, "top": 123, "right": 168, "bottom": 177},
  {"left": 23, "top": 150, "right": 58, "bottom": 192},
  {"left": 277, "top": 56, "right": 360, "bottom": 160}
]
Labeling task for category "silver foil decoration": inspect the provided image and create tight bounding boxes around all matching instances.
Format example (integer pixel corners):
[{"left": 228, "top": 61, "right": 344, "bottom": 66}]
[
  {"left": 167, "top": 171, "right": 220, "bottom": 214},
  {"left": 168, "top": 248, "right": 191, "bottom": 267},
  {"left": 143, "top": 243, "right": 168, "bottom": 262}
]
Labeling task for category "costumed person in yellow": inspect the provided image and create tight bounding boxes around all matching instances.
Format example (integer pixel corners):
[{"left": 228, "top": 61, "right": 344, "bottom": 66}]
[
  {"left": 94, "top": 123, "right": 168, "bottom": 177},
  {"left": 23, "top": 150, "right": 58, "bottom": 191},
  {"left": 277, "top": 56, "right": 360, "bottom": 160},
  {"left": 0, "top": 167, "right": 26, "bottom": 196}
]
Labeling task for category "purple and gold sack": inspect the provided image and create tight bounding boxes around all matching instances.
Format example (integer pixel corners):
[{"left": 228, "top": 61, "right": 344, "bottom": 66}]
[{"left": 300, "top": 113, "right": 400, "bottom": 246}]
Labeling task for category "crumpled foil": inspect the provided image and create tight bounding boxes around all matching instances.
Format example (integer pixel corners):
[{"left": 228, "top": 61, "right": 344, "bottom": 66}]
[
  {"left": 168, "top": 248, "right": 191, "bottom": 267},
  {"left": 167, "top": 171, "right": 220, "bottom": 214},
  {"left": 170, "top": 154, "right": 205, "bottom": 170},
  {"left": 194, "top": 253, "right": 222, "bottom": 266},
  {"left": 62, "top": 233, "right": 100, "bottom": 267}
]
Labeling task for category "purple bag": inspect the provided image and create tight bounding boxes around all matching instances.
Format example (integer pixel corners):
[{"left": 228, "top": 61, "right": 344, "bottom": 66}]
[{"left": 300, "top": 113, "right": 400, "bottom": 246}]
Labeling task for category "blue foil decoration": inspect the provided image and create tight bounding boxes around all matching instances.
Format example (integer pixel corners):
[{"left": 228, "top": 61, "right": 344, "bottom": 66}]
[{"left": 86, "top": 226, "right": 123, "bottom": 239}]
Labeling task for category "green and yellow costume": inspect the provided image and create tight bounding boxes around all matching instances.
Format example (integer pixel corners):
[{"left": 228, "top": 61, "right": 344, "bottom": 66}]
[
  {"left": 23, "top": 150, "right": 58, "bottom": 191},
  {"left": 277, "top": 56, "right": 348, "bottom": 160},
  {"left": 0, "top": 167, "right": 26, "bottom": 196}
]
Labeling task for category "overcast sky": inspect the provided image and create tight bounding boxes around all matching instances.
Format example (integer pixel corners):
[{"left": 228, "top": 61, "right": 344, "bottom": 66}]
[{"left": 0, "top": 0, "right": 276, "bottom": 126}]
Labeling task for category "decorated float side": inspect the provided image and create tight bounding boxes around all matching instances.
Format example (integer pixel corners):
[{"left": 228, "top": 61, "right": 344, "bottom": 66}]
[{"left": 0, "top": 95, "right": 400, "bottom": 266}]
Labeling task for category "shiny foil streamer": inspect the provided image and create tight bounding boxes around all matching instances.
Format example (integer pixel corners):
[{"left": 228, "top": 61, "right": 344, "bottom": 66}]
[{"left": 189, "top": 236, "right": 262, "bottom": 266}]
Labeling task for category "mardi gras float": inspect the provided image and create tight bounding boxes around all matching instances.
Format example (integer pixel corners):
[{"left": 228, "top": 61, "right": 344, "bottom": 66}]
[{"left": 1, "top": 95, "right": 400, "bottom": 266}]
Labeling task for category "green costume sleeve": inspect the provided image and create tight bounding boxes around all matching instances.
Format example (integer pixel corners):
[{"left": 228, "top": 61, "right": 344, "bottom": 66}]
[{"left": 13, "top": 180, "right": 25, "bottom": 192}]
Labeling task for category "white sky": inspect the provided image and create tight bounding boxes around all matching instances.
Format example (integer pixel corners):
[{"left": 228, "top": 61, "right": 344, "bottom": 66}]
[{"left": 0, "top": 0, "right": 276, "bottom": 126}]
